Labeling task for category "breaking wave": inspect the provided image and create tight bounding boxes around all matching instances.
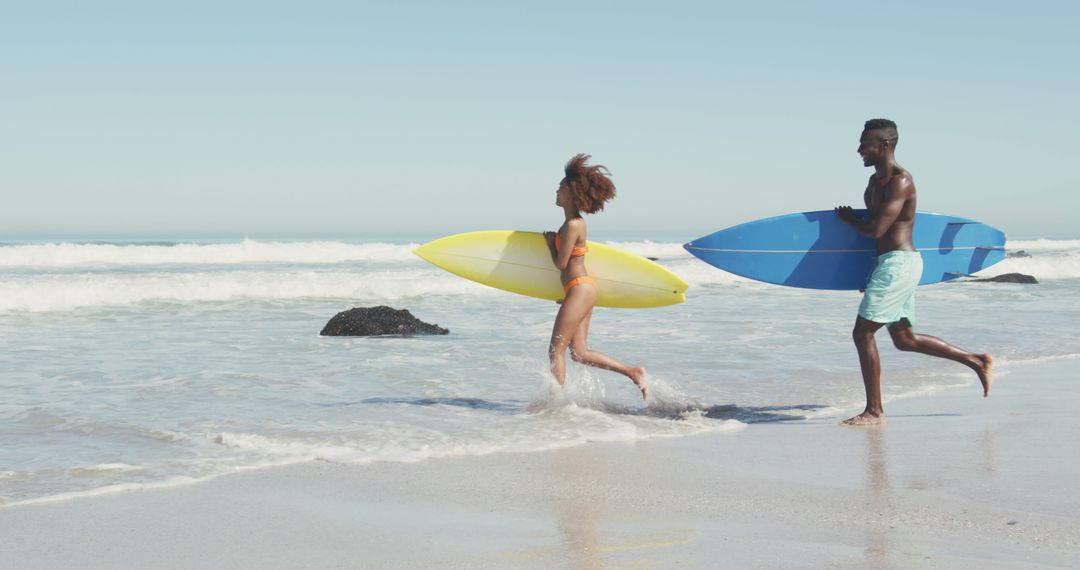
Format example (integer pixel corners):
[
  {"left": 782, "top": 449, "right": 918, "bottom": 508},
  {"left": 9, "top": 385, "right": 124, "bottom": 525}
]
[{"left": 0, "top": 240, "right": 419, "bottom": 268}]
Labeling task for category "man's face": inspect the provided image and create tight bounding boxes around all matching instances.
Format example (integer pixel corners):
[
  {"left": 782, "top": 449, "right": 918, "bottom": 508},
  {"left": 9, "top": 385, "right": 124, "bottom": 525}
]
[{"left": 858, "top": 130, "right": 887, "bottom": 167}]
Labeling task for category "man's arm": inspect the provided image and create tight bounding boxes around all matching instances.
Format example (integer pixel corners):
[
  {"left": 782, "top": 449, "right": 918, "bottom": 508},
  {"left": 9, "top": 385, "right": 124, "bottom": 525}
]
[{"left": 836, "top": 177, "right": 911, "bottom": 238}]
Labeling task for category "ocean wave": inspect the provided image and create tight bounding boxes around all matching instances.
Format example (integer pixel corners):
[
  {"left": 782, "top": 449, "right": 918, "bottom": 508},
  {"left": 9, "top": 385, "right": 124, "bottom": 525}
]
[
  {"left": 0, "top": 240, "right": 420, "bottom": 268},
  {"left": 65, "top": 463, "right": 145, "bottom": 476},
  {"left": 665, "top": 258, "right": 755, "bottom": 286},
  {"left": 0, "top": 239, "right": 705, "bottom": 269},
  {"left": 598, "top": 240, "right": 764, "bottom": 285},
  {"left": 2, "top": 475, "right": 208, "bottom": 508},
  {"left": 0, "top": 269, "right": 490, "bottom": 312},
  {"left": 988, "top": 253, "right": 1080, "bottom": 280},
  {"left": 599, "top": 240, "right": 694, "bottom": 260},
  {"left": 0, "top": 254, "right": 749, "bottom": 313},
  {"left": 3, "top": 238, "right": 1075, "bottom": 314},
  {"left": 212, "top": 401, "right": 745, "bottom": 466},
  {"left": 1007, "top": 238, "right": 1080, "bottom": 252},
  {"left": 2, "top": 408, "right": 746, "bottom": 508},
  {"left": 2, "top": 237, "right": 1074, "bottom": 269},
  {"left": 993, "top": 353, "right": 1080, "bottom": 366}
]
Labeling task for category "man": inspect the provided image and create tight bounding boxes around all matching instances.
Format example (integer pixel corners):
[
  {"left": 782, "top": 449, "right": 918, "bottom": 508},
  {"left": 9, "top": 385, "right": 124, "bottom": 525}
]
[{"left": 835, "top": 118, "right": 992, "bottom": 426}]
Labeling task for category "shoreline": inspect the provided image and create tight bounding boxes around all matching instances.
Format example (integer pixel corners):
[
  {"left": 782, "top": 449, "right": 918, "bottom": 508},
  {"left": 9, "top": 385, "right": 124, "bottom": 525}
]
[
  {"left": 1, "top": 355, "right": 1034, "bottom": 511},
  {"left": 4, "top": 357, "right": 1079, "bottom": 568}
]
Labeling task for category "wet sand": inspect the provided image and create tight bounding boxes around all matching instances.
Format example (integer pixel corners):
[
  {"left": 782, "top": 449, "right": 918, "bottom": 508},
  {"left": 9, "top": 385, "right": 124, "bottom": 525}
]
[{"left": 3, "top": 358, "right": 1078, "bottom": 569}]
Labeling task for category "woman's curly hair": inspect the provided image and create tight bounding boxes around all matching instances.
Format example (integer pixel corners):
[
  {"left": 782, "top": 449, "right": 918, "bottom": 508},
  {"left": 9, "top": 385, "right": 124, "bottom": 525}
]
[{"left": 561, "top": 153, "right": 616, "bottom": 214}]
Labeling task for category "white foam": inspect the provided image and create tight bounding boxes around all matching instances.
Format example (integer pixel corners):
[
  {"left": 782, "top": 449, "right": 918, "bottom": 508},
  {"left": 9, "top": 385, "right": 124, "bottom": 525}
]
[
  {"left": 213, "top": 432, "right": 380, "bottom": 463},
  {"left": 988, "top": 253, "right": 1080, "bottom": 280},
  {"left": 644, "top": 376, "right": 704, "bottom": 412},
  {"left": 1, "top": 401, "right": 749, "bottom": 508},
  {"left": 212, "top": 404, "right": 744, "bottom": 469},
  {"left": 0, "top": 268, "right": 490, "bottom": 312},
  {"left": 1007, "top": 238, "right": 1080, "bottom": 252},
  {"left": 597, "top": 240, "right": 774, "bottom": 287},
  {"left": 665, "top": 258, "right": 753, "bottom": 286},
  {"left": 526, "top": 371, "right": 747, "bottom": 435},
  {"left": 599, "top": 240, "right": 694, "bottom": 260},
  {"left": 883, "top": 379, "right": 974, "bottom": 403},
  {"left": 993, "top": 353, "right": 1080, "bottom": 366},
  {"left": 65, "top": 463, "right": 144, "bottom": 476},
  {"left": 3, "top": 475, "right": 207, "bottom": 507},
  {"left": 0, "top": 240, "right": 420, "bottom": 268}
]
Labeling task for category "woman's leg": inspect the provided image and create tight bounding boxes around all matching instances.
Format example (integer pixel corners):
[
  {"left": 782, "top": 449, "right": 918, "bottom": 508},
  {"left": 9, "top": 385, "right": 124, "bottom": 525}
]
[
  {"left": 548, "top": 285, "right": 597, "bottom": 386},
  {"left": 567, "top": 297, "right": 648, "bottom": 399}
]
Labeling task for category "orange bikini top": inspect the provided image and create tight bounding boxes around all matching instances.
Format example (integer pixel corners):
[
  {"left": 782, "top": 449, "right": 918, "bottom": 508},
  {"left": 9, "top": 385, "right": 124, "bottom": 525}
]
[{"left": 554, "top": 233, "right": 588, "bottom": 257}]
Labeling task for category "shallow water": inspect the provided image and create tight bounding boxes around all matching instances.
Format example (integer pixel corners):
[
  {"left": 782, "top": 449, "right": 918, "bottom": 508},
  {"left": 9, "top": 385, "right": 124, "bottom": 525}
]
[{"left": 1, "top": 237, "right": 1077, "bottom": 505}]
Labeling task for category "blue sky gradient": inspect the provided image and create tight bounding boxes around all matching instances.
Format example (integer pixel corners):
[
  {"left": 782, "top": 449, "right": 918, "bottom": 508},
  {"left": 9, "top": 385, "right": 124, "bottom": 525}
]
[{"left": 3, "top": 1, "right": 1077, "bottom": 238}]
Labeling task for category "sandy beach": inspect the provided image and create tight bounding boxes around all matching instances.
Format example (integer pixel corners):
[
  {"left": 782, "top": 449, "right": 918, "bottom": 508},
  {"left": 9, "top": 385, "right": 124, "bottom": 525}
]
[{"left": 3, "top": 357, "right": 1078, "bottom": 569}]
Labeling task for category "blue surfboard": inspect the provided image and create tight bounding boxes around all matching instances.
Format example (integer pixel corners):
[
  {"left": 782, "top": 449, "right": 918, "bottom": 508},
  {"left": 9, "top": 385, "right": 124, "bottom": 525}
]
[{"left": 684, "top": 210, "right": 1006, "bottom": 290}]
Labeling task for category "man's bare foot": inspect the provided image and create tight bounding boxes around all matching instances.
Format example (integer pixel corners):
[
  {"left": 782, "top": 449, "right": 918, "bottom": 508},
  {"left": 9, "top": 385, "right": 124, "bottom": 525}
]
[
  {"left": 977, "top": 353, "right": 993, "bottom": 397},
  {"left": 841, "top": 411, "right": 886, "bottom": 426},
  {"left": 629, "top": 367, "right": 648, "bottom": 401}
]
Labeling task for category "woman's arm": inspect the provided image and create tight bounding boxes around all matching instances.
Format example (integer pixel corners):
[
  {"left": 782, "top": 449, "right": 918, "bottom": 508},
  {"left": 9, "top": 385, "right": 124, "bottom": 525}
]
[
  {"left": 543, "top": 231, "right": 559, "bottom": 264},
  {"left": 550, "top": 220, "right": 584, "bottom": 270}
]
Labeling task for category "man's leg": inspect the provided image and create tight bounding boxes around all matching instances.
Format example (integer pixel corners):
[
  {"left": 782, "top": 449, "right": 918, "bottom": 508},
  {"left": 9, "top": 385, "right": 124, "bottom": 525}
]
[
  {"left": 887, "top": 319, "right": 993, "bottom": 396},
  {"left": 845, "top": 316, "right": 887, "bottom": 425}
]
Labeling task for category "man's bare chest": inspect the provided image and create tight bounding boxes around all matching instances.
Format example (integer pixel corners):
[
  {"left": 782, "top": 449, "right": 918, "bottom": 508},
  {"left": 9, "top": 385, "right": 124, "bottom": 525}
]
[{"left": 865, "top": 185, "right": 886, "bottom": 212}]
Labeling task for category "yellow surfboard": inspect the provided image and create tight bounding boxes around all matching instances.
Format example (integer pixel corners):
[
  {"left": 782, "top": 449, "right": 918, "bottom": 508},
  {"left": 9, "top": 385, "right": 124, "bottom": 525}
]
[{"left": 414, "top": 231, "right": 688, "bottom": 308}]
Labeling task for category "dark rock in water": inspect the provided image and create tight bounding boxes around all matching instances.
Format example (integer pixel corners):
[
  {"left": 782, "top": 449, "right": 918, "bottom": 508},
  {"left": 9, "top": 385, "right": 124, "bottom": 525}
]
[
  {"left": 1006, "top": 250, "right": 1032, "bottom": 258},
  {"left": 970, "top": 273, "right": 1039, "bottom": 284},
  {"left": 646, "top": 257, "right": 660, "bottom": 261},
  {"left": 321, "top": 306, "right": 449, "bottom": 336}
]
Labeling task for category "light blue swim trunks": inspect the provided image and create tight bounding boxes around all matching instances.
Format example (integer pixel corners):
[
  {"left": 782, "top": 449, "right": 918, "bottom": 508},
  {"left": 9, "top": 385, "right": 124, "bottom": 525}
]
[{"left": 859, "top": 250, "right": 923, "bottom": 326}]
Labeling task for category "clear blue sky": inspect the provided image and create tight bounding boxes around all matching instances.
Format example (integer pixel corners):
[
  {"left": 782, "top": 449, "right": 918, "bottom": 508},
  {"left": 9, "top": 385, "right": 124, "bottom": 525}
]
[{"left": 3, "top": 1, "right": 1077, "bottom": 239}]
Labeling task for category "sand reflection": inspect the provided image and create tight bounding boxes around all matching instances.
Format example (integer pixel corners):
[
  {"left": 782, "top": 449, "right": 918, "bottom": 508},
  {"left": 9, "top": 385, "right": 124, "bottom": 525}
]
[
  {"left": 862, "top": 427, "right": 892, "bottom": 566},
  {"left": 546, "top": 445, "right": 694, "bottom": 568}
]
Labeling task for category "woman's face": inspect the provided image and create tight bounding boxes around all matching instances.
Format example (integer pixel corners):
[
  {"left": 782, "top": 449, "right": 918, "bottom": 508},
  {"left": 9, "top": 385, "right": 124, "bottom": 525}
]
[{"left": 555, "top": 182, "right": 569, "bottom": 207}]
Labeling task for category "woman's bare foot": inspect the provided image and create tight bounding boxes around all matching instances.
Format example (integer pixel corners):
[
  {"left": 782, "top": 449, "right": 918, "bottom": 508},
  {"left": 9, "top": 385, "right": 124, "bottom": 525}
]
[
  {"left": 841, "top": 411, "right": 886, "bottom": 426},
  {"left": 977, "top": 353, "right": 993, "bottom": 397},
  {"left": 629, "top": 367, "right": 648, "bottom": 401}
]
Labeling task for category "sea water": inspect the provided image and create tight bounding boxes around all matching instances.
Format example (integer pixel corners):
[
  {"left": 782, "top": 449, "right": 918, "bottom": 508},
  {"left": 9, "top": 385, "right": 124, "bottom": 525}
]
[{"left": 1, "top": 237, "right": 1077, "bottom": 505}]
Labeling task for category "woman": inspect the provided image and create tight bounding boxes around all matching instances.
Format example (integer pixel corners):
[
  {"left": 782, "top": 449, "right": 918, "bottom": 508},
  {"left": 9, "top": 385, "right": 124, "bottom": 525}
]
[{"left": 543, "top": 154, "right": 648, "bottom": 400}]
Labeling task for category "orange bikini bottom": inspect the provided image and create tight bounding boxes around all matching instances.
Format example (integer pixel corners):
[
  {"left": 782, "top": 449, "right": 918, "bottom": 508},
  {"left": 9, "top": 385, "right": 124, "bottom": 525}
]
[{"left": 563, "top": 275, "right": 598, "bottom": 294}]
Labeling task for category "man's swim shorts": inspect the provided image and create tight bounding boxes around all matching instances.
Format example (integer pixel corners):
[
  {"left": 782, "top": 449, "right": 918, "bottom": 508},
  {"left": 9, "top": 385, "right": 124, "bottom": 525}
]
[{"left": 859, "top": 250, "right": 923, "bottom": 326}]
